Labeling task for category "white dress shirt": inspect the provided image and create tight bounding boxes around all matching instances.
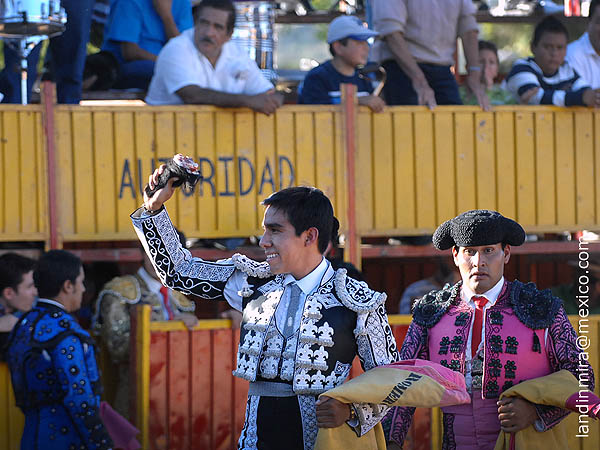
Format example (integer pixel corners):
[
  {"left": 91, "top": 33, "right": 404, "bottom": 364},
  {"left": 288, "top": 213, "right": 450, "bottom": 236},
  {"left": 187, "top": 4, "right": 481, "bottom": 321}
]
[
  {"left": 567, "top": 32, "right": 600, "bottom": 89},
  {"left": 461, "top": 277, "right": 504, "bottom": 389},
  {"left": 146, "top": 28, "right": 273, "bottom": 105}
]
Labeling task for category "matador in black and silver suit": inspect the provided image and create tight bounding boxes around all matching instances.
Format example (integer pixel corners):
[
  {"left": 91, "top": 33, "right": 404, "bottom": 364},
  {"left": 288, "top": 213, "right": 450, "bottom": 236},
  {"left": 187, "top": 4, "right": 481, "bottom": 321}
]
[{"left": 132, "top": 184, "right": 398, "bottom": 450}]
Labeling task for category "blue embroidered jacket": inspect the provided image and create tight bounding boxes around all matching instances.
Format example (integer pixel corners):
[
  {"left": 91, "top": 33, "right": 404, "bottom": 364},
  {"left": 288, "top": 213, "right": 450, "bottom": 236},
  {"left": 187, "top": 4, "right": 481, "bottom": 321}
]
[{"left": 6, "top": 299, "right": 112, "bottom": 449}]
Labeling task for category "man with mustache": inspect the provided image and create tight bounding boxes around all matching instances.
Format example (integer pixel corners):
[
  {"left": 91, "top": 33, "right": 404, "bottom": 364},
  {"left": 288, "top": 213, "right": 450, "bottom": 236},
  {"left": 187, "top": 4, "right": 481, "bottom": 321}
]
[
  {"left": 145, "top": 0, "right": 283, "bottom": 115},
  {"left": 131, "top": 169, "right": 398, "bottom": 450},
  {"left": 384, "top": 210, "right": 594, "bottom": 449}
]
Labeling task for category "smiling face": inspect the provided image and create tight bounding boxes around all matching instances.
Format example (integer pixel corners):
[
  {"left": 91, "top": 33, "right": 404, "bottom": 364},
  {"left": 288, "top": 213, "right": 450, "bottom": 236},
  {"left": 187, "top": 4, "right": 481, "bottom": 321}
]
[
  {"left": 532, "top": 31, "right": 567, "bottom": 76},
  {"left": 259, "top": 206, "right": 318, "bottom": 279},
  {"left": 194, "top": 6, "right": 232, "bottom": 64},
  {"left": 452, "top": 244, "right": 511, "bottom": 294}
]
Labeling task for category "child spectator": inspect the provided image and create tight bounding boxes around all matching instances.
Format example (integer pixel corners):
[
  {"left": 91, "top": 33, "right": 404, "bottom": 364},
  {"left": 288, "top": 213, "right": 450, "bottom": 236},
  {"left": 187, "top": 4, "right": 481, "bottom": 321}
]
[
  {"left": 506, "top": 16, "right": 600, "bottom": 107},
  {"left": 298, "top": 15, "right": 385, "bottom": 112},
  {"left": 461, "top": 40, "right": 515, "bottom": 105}
]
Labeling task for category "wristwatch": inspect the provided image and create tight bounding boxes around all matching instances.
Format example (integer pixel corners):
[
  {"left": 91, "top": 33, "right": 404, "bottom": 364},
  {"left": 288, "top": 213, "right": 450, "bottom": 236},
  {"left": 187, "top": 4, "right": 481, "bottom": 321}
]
[{"left": 348, "top": 405, "right": 357, "bottom": 422}]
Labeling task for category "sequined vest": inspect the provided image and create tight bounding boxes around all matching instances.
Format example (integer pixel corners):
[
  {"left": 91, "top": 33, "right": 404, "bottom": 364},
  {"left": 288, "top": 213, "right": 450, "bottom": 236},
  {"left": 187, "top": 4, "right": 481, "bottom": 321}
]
[
  {"left": 232, "top": 270, "right": 381, "bottom": 395},
  {"left": 415, "top": 281, "right": 561, "bottom": 398}
]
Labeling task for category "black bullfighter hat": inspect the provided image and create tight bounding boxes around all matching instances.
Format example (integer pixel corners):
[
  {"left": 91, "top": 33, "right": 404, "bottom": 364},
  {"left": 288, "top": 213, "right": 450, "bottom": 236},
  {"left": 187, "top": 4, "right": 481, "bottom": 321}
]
[{"left": 432, "top": 210, "right": 525, "bottom": 250}]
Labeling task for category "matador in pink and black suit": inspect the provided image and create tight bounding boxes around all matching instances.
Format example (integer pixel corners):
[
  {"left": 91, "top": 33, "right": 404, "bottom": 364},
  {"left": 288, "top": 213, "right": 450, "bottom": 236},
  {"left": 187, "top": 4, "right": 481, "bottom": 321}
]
[{"left": 383, "top": 209, "right": 595, "bottom": 449}]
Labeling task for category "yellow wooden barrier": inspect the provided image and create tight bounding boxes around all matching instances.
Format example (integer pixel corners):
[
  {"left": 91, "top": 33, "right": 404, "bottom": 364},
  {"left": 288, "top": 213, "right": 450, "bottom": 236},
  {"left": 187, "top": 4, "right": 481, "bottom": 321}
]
[
  {"left": 1, "top": 104, "right": 598, "bottom": 243},
  {"left": 0, "top": 362, "right": 24, "bottom": 450},
  {"left": 0, "top": 106, "right": 47, "bottom": 242},
  {"left": 52, "top": 104, "right": 346, "bottom": 242},
  {"left": 1, "top": 315, "right": 599, "bottom": 449},
  {"left": 356, "top": 106, "right": 600, "bottom": 236}
]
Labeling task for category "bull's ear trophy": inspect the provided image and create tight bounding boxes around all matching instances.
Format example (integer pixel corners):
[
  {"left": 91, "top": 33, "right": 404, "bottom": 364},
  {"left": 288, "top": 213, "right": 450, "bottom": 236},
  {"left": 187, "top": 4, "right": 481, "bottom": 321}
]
[{"left": 145, "top": 154, "right": 203, "bottom": 197}]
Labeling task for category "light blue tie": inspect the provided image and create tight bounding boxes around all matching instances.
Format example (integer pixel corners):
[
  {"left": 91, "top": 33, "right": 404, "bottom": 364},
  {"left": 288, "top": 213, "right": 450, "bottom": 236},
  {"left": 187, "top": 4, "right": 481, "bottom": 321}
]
[{"left": 283, "top": 283, "right": 302, "bottom": 338}]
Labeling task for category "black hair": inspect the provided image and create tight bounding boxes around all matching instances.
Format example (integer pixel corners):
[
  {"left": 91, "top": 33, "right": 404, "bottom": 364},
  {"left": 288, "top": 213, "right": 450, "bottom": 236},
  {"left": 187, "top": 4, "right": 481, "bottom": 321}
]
[
  {"left": 590, "top": 0, "right": 599, "bottom": 20},
  {"left": 194, "top": 0, "right": 236, "bottom": 34},
  {"left": 331, "top": 216, "right": 340, "bottom": 245},
  {"left": 0, "top": 253, "right": 36, "bottom": 293},
  {"left": 479, "top": 40, "right": 498, "bottom": 58},
  {"left": 329, "top": 38, "right": 349, "bottom": 57},
  {"left": 34, "top": 250, "right": 82, "bottom": 299},
  {"left": 262, "top": 186, "right": 334, "bottom": 254},
  {"left": 532, "top": 16, "right": 568, "bottom": 47}
]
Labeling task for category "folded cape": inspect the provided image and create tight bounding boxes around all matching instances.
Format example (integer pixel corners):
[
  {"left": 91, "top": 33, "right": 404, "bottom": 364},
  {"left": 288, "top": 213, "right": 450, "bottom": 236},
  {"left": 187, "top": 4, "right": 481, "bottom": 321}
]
[
  {"left": 314, "top": 359, "right": 470, "bottom": 450},
  {"left": 494, "top": 370, "right": 600, "bottom": 450},
  {"left": 100, "top": 401, "right": 141, "bottom": 450}
]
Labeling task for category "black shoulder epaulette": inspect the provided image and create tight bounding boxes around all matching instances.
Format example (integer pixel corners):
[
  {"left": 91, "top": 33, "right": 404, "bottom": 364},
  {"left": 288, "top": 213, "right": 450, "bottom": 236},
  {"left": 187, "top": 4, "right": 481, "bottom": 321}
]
[
  {"left": 412, "top": 282, "right": 462, "bottom": 328},
  {"left": 510, "top": 280, "right": 563, "bottom": 329}
]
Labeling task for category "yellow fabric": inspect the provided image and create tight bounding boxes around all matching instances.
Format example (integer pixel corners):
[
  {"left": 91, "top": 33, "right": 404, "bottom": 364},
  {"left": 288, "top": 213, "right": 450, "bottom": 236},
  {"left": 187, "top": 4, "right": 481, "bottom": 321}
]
[
  {"left": 314, "top": 366, "right": 455, "bottom": 450},
  {"left": 314, "top": 423, "right": 386, "bottom": 450},
  {"left": 494, "top": 370, "right": 579, "bottom": 450},
  {"left": 170, "top": 289, "right": 195, "bottom": 310}
]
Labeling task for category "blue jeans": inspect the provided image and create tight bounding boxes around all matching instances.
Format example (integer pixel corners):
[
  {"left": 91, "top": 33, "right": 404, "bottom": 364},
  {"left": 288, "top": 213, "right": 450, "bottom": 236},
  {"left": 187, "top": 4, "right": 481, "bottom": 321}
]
[
  {"left": 0, "top": 0, "right": 92, "bottom": 104},
  {"left": 382, "top": 59, "right": 462, "bottom": 106},
  {"left": 0, "top": 41, "right": 42, "bottom": 103},
  {"left": 113, "top": 59, "right": 155, "bottom": 90}
]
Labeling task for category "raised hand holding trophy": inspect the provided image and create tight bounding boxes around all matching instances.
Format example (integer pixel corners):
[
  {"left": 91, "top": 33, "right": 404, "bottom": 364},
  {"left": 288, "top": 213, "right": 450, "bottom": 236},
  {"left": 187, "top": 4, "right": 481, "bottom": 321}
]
[{"left": 145, "top": 154, "right": 203, "bottom": 198}]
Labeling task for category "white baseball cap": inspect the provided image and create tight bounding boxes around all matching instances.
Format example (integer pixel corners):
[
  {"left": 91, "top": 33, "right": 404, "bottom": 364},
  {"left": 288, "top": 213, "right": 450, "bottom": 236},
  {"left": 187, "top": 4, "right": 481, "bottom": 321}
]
[{"left": 326, "top": 15, "right": 379, "bottom": 44}]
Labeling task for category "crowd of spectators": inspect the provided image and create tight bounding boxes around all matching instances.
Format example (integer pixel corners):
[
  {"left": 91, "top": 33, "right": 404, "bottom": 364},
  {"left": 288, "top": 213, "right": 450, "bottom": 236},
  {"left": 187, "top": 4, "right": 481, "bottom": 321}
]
[{"left": 0, "top": 0, "right": 599, "bottom": 109}]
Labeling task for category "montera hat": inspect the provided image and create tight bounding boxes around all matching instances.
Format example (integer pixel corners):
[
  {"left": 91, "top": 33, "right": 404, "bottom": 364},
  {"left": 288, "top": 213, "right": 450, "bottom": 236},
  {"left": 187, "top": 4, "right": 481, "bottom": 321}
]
[
  {"left": 432, "top": 210, "right": 525, "bottom": 250},
  {"left": 327, "top": 15, "right": 379, "bottom": 44}
]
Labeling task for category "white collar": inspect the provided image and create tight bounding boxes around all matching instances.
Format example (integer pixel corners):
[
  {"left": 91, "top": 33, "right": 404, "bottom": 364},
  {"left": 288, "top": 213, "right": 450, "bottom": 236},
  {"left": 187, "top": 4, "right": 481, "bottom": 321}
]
[
  {"left": 37, "top": 298, "right": 66, "bottom": 310},
  {"left": 137, "top": 266, "right": 164, "bottom": 294},
  {"left": 283, "top": 257, "right": 331, "bottom": 295},
  {"left": 461, "top": 276, "right": 505, "bottom": 307}
]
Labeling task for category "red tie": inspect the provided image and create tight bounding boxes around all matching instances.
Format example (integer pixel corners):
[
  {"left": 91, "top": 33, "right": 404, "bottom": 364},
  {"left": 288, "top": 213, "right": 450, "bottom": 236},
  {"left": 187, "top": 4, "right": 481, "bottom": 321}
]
[
  {"left": 160, "top": 286, "right": 174, "bottom": 320},
  {"left": 471, "top": 296, "right": 488, "bottom": 357}
]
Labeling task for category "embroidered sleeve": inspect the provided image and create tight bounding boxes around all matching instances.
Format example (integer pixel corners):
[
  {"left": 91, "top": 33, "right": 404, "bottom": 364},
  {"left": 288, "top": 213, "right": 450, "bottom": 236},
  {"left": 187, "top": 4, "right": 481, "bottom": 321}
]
[
  {"left": 352, "top": 304, "right": 400, "bottom": 436},
  {"left": 536, "top": 307, "right": 595, "bottom": 430},
  {"left": 131, "top": 207, "right": 237, "bottom": 300},
  {"left": 383, "top": 321, "right": 429, "bottom": 445},
  {"left": 52, "top": 335, "right": 113, "bottom": 449}
]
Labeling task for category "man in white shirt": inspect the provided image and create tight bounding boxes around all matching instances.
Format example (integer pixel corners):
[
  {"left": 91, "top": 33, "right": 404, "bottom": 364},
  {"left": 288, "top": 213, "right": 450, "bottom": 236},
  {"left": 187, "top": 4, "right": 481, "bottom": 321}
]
[
  {"left": 567, "top": 0, "right": 600, "bottom": 89},
  {"left": 145, "top": 0, "right": 283, "bottom": 115},
  {"left": 384, "top": 210, "right": 594, "bottom": 449}
]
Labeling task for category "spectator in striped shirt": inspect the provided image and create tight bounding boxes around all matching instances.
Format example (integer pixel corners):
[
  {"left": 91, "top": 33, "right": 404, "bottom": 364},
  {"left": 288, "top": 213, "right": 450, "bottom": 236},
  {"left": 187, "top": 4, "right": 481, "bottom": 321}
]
[{"left": 506, "top": 16, "right": 600, "bottom": 107}]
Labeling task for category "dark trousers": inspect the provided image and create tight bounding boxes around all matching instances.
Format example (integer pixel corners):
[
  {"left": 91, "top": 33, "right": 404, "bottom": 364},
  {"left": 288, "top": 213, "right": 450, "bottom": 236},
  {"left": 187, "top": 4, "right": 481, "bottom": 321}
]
[
  {"left": 0, "top": 0, "right": 92, "bottom": 104},
  {"left": 381, "top": 59, "right": 462, "bottom": 106},
  {"left": 254, "top": 396, "right": 304, "bottom": 450}
]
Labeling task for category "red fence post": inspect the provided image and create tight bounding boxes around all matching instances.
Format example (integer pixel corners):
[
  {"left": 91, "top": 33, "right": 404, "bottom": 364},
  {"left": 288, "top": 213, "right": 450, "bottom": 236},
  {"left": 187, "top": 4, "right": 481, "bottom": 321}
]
[
  {"left": 341, "top": 83, "right": 360, "bottom": 269},
  {"left": 40, "top": 81, "right": 61, "bottom": 249}
]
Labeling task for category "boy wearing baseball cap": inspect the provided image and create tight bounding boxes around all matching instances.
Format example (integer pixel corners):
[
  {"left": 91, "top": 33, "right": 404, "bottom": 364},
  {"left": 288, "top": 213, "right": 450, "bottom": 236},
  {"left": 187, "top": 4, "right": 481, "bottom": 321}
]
[{"left": 298, "top": 15, "right": 385, "bottom": 112}]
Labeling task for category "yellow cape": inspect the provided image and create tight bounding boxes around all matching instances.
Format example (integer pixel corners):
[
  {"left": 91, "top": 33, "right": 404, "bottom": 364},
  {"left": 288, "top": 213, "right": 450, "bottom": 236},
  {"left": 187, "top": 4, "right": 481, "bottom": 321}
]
[
  {"left": 494, "top": 370, "right": 580, "bottom": 450},
  {"left": 314, "top": 364, "right": 469, "bottom": 450}
]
